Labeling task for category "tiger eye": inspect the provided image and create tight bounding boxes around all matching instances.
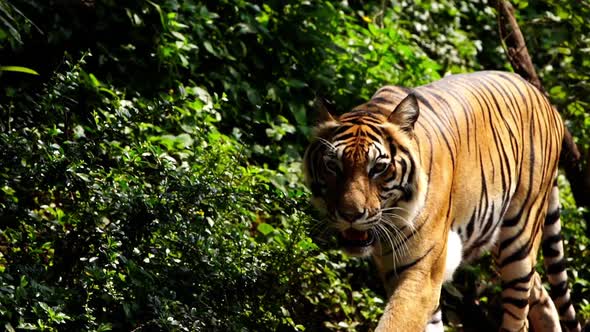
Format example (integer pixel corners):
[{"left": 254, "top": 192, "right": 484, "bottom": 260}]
[{"left": 370, "top": 162, "right": 388, "bottom": 178}]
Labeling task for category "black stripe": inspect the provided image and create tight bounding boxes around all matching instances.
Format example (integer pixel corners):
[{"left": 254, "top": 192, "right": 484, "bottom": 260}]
[
  {"left": 480, "top": 76, "right": 521, "bottom": 151},
  {"left": 396, "top": 86, "right": 412, "bottom": 93},
  {"left": 371, "top": 96, "right": 391, "bottom": 104},
  {"left": 385, "top": 246, "right": 434, "bottom": 280},
  {"left": 549, "top": 281, "right": 568, "bottom": 298},
  {"left": 363, "top": 122, "right": 385, "bottom": 135},
  {"left": 405, "top": 156, "right": 416, "bottom": 189},
  {"left": 541, "top": 234, "right": 562, "bottom": 257},
  {"left": 400, "top": 185, "right": 413, "bottom": 201},
  {"left": 502, "top": 214, "right": 521, "bottom": 227},
  {"left": 543, "top": 247, "right": 561, "bottom": 258},
  {"left": 466, "top": 214, "right": 475, "bottom": 239},
  {"left": 502, "top": 307, "right": 520, "bottom": 321},
  {"left": 499, "top": 225, "right": 525, "bottom": 252},
  {"left": 363, "top": 102, "right": 380, "bottom": 109},
  {"left": 415, "top": 93, "right": 456, "bottom": 166},
  {"left": 399, "top": 158, "right": 407, "bottom": 177},
  {"left": 547, "top": 260, "right": 566, "bottom": 274},
  {"left": 332, "top": 125, "right": 352, "bottom": 137},
  {"left": 542, "top": 234, "right": 561, "bottom": 247},
  {"left": 503, "top": 296, "right": 528, "bottom": 309},
  {"left": 500, "top": 241, "right": 531, "bottom": 267},
  {"left": 499, "top": 82, "right": 535, "bottom": 231},
  {"left": 333, "top": 132, "right": 356, "bottom": 141},
  {"left": 478, "top": 80, "right": 515, "bottom": 184},
  {"left": 376, "top": 87, "right": 408, "bottom": 94},
  {"left": 478, "top": 211, "right": 495, "bottom": 242},
  {"left": 388, "top": 139, "right": 397, "bottom": 156},
  {"left": 502, "top": 269, "right": 534, "bottom": 290},
  {"left": 363, "top": 130, "right": 381, "bottom": 142},
  {"left": 563, "top": 319, "right": 579, "bottom": 330},
  {"left": 423, "top": 89, "right": 462, "bottom": 143},
  {"left": 340, "top": 118, "right": 364, "bottom": 125},
  {"left": 558, "top": 299, "right": 573, "bottom": 315},
  {"left": 345, "top": 110, "right": 381, "bottom": 120},
  {"left": 365, "top": 130, "right": 382, "bottom": 143},
  {"left": 397, "top": 144, "right": 410, "bottom": 154},
  {"left": 473, "top": 82, "right": 513, "bottom": 207},
  {"left": 545, "top": 208, "right": 560, "bottom": 225},
  {"left": 464, "top": 236, "right": 491, "bottom": 256},
  {"left": 488, "top": 75, "right": 526, "bottom": 168}
]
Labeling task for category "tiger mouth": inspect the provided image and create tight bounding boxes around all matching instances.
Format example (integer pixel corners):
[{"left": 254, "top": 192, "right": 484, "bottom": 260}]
[{"left": 339, "top": 229, "right": 375, "bottom": 248}]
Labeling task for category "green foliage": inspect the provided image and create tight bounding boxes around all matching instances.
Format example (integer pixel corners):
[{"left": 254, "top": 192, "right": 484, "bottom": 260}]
[
  {"left": 0, "top": 56, "right": 384, "bottom": 330},
  {"left": 1, "top": 0, "right": 589, "bottom": 330},
  {"left": 359, "top": 0, "right": 500, "bottom": 73}
]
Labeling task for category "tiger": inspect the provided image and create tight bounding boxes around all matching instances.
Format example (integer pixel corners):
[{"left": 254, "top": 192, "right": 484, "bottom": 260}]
[{"left": 303, "top": 71, "right": 581, "bottom": 332}]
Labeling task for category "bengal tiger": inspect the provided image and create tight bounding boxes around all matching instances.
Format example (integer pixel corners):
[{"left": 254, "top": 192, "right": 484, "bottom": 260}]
[{"left": 303, "top": 71, "right": 581, "bottom": 331}]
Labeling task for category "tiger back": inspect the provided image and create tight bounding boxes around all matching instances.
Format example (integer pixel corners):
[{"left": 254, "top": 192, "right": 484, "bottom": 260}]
[{"left": 304, "top": 71, "right": 580, "bottom": 331}]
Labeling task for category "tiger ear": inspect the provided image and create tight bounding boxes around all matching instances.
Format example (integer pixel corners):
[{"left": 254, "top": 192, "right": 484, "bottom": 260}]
[
  {"left": 314, "top": 96, "right": 337, "bottom": 123},
  {"left": 388, "top": 93, "right": 419, "bottom": 131}
]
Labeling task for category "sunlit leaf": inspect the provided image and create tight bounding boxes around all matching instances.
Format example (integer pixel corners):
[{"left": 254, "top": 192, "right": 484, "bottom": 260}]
[
  {"left": 0, "top": 66, "right": 39, "bottom": 75},
  {"left": 257, "top": 222, "right": 275, "bottom": 235}
]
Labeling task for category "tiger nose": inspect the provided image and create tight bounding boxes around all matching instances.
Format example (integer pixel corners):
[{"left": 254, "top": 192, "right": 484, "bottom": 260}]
[{"left": 338, "top": 209, "right": 366, "bottom": 222}]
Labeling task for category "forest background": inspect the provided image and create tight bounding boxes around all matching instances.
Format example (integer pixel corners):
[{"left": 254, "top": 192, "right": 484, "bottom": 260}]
[{"left": 1, "top": 0, "right": 590, "bottom": 331}]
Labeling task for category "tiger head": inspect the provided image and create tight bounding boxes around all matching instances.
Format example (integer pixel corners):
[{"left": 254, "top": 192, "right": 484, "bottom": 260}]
[{"left": 303, "top": 93, "right": 426, "bottom": 257}]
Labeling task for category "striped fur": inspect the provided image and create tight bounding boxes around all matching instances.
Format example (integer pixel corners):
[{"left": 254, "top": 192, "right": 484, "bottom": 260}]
[{"left": 304, "top": 71, "right": 580, "bottom": 331}]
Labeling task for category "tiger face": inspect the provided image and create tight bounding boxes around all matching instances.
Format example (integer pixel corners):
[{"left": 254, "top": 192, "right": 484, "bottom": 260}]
[{"left": 304, "top": 94, "right": 424, "bottom": 257}]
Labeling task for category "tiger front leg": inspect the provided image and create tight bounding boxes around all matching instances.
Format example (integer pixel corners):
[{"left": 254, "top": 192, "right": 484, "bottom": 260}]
[{"left": 375, "top": 244, "right": 447, "bottom": 332}]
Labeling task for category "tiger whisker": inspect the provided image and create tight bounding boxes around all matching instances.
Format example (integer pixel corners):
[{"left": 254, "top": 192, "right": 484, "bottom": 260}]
[
  {"left": 376, "top": 223, "right": 398, "bottom": 270},
  {"left": 381, "top": 212, "right": 421, "bottom": 243},
  {"left": 381, "top": 213, "right": 414, "bottom": 240},
  {"left": 308, "top": 218, "right": 335, "bottom": 245},
  {"left": 380, "top": 206, "right": 409, "bottom": 213},
  {"left": 308, "top": 217, "right": 329, "bottom": 234},
  {"left": 387, "top": 223, "right": 405, "bottom": 268},
  {"left": 380, "top": 216, "right": 412, "bottom": 261},
  {"left": 378, "top": 217, "right": 409, "bottom": 265}
]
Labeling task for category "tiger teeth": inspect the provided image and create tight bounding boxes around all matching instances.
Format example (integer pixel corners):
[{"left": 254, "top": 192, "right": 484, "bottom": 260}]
[{"left": 343, "top": 229, "right": 368, "bottom": 241}]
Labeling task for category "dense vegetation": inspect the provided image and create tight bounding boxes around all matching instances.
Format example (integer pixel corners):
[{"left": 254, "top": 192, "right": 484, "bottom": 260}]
[{"left": 1, "top": 0, "right": 589, "bottom": 331}]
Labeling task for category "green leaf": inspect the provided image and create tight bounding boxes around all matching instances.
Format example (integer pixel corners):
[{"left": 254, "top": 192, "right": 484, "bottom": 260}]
[
  {"left": 5, "top": 323, "right": 15, "bottom": 332},
  {"left": 146, "top": 0, "right": 166, "bottom": 28},
  {"left": 176, "top": 133, "right": 194, "bottom": 148},
  {"left": 88, "top": 73, "right": 101, "bottom": 87},
  {"left": 171, "top": 31, "right": 186, "bottom": 41},
  {"left": 257, "top": 222, "right": 274, "bottom": 235},
  {"left": 38, "top": 302, "right": 51, "bottom": 312},
  {"left": 443, "top": 283, "right": 463, "bottom": 300},
  {"left": 203, "top": 41, "right": 217, "bottom": 56},
  {"left": 297, "top": 238, "right": 318, "bottom": 251},
  {"left": 285, "top": 79, "right": 307, "bottom": 88},
  {"left": 0, "top": 66, "right": 39, "bottom": 75}
]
